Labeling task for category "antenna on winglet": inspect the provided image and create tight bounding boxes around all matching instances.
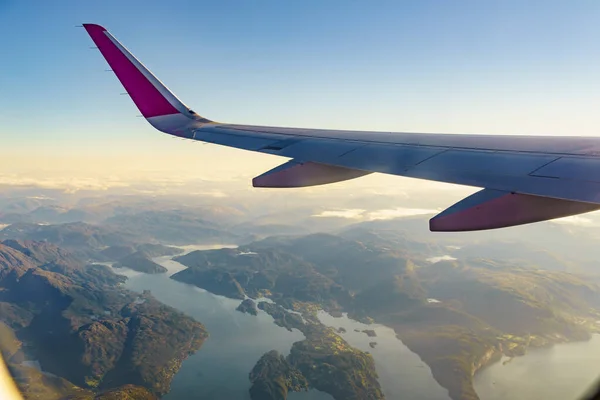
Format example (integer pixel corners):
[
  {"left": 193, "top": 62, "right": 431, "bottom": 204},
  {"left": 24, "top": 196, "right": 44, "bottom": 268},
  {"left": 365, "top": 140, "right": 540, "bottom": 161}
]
[{"left": 83, "top": 23, "right": 194, "bottom": 119}]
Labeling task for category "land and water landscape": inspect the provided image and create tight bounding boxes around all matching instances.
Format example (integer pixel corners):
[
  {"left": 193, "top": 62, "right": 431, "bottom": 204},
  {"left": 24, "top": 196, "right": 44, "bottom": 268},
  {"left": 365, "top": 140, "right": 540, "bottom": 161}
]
[{"left": 2, "top": 186, "right": 600, "bottom": 400}]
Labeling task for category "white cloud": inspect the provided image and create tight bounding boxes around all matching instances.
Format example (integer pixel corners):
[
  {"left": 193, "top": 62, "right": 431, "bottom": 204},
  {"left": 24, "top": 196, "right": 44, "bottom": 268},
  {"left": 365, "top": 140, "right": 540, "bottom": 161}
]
[
  {"left": 366, "top": 207, "right": 438, "bottom": 220},
  {"left": 312, "top": 207, "right": 438, "bottom": 221},
  {"left": 188, "top": 190, "right": 229, "bottom": 198},
  {"left": 313, "top": 209, "right": 366, "bottom": 219},
  {"left": 0, "top": 174, "right": 130, "bottom": 192},
  {"left": 550, "top": 215, "right": 596, "bottom": 226},
  {"left": 426, "top": 255, "right": 457, "bottom": 263}
]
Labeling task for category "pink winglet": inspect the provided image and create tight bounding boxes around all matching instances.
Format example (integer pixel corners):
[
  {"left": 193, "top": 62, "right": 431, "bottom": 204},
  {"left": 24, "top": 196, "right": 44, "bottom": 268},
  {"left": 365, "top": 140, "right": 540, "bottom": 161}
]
[{"left": 83, "top": 24, "right": 180, "bottom": 118}]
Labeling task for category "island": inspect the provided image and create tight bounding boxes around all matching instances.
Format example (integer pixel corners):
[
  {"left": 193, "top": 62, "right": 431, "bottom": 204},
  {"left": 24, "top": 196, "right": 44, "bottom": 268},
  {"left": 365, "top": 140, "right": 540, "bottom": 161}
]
[
  {"left": 249, "top": 350, "right": 308, "bottom": 400},
  {"left": 113, "top": 251, "right": 168, "bottom": 274},
  {"left": 362, "top": 329, "right": 377, "bottom": 337},
  {"left": 237, "top": 299, "right": 258, "bottom": 316},
  {"left": 252, "top": 303, "right": 384, "bottom": 400},
  {"left": 99, "top": 243, "right": 183, "bottom": 262},
  {"left": 257, "top": 302, "right": 305, "bottom": 332}
]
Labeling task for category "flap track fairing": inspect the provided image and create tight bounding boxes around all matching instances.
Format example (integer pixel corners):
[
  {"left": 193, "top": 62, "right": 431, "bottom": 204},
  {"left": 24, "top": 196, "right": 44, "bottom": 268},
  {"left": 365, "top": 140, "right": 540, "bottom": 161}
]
[
  {"left": 430, "top": 188, "right": 600, "bottom": 232},
  {"left": 253, "top": 160, "right": 371, "bottom": 188}
]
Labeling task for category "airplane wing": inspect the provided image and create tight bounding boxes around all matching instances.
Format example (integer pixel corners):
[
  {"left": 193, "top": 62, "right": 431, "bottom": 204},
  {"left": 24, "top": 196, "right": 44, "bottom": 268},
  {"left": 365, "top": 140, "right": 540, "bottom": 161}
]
[{"left": 83, "top": 24, "right": 600, "bottom": 231}]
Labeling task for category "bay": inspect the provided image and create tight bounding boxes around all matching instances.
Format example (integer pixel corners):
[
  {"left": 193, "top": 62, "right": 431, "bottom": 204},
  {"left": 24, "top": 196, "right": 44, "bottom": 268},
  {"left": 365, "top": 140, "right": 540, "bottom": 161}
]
[
  {"left": 474, "top": 334, "right": 600, "bottom": 400},
  {"left": 317, "top": 311, "right": 450, "bottom": 400},
  {"left": 114, "top": 244, "right": 332, "bottom": 400}
]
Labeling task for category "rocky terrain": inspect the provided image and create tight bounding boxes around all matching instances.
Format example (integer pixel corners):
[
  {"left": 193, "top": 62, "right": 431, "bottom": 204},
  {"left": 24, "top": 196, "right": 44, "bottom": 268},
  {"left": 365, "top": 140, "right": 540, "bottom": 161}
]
[
  {"left": 175, "top": 232, "right": 600, "bottom": 400},
  {"left": 250, "top": 303, "right": 383, "bottom": 400},
  {"left": 113, "top": 252, "right": 168, "bottom": 274},
  {"left": 0, "top": 240, "right": 208, "bottom": 398}
]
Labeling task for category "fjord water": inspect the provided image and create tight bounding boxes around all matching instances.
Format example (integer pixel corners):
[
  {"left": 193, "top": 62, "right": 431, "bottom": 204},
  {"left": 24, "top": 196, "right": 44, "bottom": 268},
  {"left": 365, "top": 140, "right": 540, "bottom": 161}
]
[
  {"left": 114, "top": 245, "right": 600, "bottom": 400},
  {"left": 317, "top": 311, "right": 450, "bottom": 400},
  {"left": 114, "top": 244, "right": 448, "bottom": 400},
  {"left": 474, "top": 334, "right": 600, "bottom": 400},
  {"left": 114, "top": 245, "right": 330, "bottom": 400}
]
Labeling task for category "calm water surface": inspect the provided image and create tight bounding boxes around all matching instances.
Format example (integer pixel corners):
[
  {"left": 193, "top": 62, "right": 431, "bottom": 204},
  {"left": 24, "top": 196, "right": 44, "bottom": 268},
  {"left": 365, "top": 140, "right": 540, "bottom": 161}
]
[
  {"left": 115, "top": 244, "right": 448, "bottom": 399},
  {"left": 474, "top": 334, "right": 600, "bottom": 400},
  {"left": 114, "top": 245, "right": 600, "bottom": 400},
  {"left": 317, "top": 311, "right": 450, "bottom": 400},
  {"left": 114, "top": 244, "right": 332, "bottom": 400}
]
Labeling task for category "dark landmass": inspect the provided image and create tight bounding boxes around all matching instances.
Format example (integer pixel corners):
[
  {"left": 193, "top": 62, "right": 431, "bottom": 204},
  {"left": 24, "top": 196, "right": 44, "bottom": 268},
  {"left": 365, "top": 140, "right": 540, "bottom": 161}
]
[
  {"left": 102, "top": 209, "right": 241, "bottom": 245},
  {"left": 173, "top": 247, "right": 352, "bottom": 308},
  {"left": 0, "top": 222, "right": 136, "bottom": 259},
  {"left": 2, "top": 239, "right": 81, "bottom": 267},
  {"left": 369, "top": 342, "right": 377, "bottom": 349},
  {"left": 237, "top": 299, "right": 258, "bottom": 316},
  {"left": 247, "top": 234, "right": 422, "bottom": 293},
  {"left": 6, "top": 362, "right": 158, "bottom": 400},
  {"left": 362, "top": 329, "right": 377, "bottom": 337},
  {"left": 135, "top": 243, "right": 184, "bottom": 258},
  {"left": 337, "top": 327, "right": 346, "bottom": 333},
  {"left": 249, "top": 350, "right": 308, "bottom": 400},
  {"left": 99, "top": 245, "right": 137, "bottom": 261},
  {"left": 0, "top": 218, "right": 197, "bottom": 262},
  {"left": 379, "top": 257, "right": 600, "bottom": 400},
  {"left": 79, "top": 264, "right": 128, "bottom": 287},
  {"left": 288, "top": 323, "right": 383, "bottom": 400},
  {"left": 251, "top": 305, "right": 384, "bottom": 400},
  {"left": 93, "top": 384, "right": 159, "bottom": 399},
  {"left": 100, "top": 243, "right": 183, "bottom": 262},
  {"left": 384, "top": 303, "right": 501, "bottom": 400},
  {"left": 7, "top": 363, "right": 93, "bottom": 400},
  {"left": 177, "top": 232, "right": 600, "bottom": 400},
  {"left": 0, "top": 240, "right": 208, "bottom": 397},
  {"left": 257, "top": 302, "right": 305, "bottom": 332},
  {"left": 113, "top": 252, "right": 168, "bottom": 274}
]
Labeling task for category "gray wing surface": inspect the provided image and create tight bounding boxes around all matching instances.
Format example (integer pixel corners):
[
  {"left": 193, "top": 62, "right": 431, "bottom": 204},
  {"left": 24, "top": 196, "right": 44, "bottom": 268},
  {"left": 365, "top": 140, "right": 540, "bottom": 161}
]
[{"left": 192, "top": 123, "right": 600, "bottom": 231}]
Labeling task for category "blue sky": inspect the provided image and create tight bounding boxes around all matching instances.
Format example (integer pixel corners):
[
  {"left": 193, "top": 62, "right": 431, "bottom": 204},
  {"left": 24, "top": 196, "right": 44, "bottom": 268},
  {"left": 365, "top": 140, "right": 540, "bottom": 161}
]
[{"left": 1, "top": 1, "right": 600, "bottom": 181}]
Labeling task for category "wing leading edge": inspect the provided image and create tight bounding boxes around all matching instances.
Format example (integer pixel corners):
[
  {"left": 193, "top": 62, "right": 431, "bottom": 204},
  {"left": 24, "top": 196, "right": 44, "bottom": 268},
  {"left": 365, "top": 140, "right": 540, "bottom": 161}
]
[{"left": 83, "top": 24, "right": 600, "bottom": 231}]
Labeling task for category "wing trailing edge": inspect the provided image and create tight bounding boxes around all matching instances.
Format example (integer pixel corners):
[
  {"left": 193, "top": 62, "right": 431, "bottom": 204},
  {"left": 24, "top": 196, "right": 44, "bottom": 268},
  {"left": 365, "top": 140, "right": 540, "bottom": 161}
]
[{"left": 430, "top": 188, "right": 600, "bottom": 232}]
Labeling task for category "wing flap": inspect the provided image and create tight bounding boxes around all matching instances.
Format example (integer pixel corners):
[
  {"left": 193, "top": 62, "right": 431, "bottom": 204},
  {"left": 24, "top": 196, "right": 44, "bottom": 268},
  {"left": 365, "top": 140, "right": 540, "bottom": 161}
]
[
  {"left": 253, "top": 160, "right": 371, "bottom": 188},
  {"left": 430, "top": 188, "right": 600, "bottom": 232}
]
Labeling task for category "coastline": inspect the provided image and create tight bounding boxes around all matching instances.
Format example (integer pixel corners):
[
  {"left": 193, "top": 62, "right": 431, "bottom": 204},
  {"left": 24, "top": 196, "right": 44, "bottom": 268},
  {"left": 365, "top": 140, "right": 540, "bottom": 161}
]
[{"left": 394, "top": 328, "right": 597, "bottom": 400}]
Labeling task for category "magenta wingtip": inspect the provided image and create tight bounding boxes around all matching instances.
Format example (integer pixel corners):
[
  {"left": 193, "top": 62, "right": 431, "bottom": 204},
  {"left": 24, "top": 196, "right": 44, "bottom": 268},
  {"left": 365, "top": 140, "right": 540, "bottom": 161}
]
[{"left": 82, "top": 23, "right": 107, "bottom": 31}]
